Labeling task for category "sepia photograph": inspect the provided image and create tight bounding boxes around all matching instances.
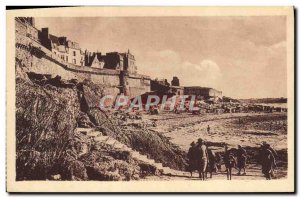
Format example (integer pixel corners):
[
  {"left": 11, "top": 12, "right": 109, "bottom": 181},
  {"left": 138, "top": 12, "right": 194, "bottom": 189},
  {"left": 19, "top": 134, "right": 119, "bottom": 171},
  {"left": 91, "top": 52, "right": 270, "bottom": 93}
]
[{"left": 6, "top": 6, "right": 295, "bottom": 193}]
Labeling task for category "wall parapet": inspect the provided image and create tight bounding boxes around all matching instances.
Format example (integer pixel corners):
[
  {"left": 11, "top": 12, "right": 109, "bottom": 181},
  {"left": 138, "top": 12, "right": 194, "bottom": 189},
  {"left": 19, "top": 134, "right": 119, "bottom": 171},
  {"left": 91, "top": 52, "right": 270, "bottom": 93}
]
[{"left": 128, "top": 73, "right": 151, "bottom": 80}]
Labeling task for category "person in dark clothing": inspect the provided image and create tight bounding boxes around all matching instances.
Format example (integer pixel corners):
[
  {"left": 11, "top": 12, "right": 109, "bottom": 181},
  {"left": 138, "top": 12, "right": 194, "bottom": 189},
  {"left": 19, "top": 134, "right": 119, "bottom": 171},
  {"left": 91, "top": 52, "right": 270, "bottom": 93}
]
[
  {"left": 260, "top": 141, "right": 278, "bottom": 177},
  {"left": 224, "top": 145, "right": 236, "bottom": 180},
  {"left": 237, "top": 145, "right": 247, "bottom": 175},
  {"left": 206, "top": 146, "right": 217, "bottom": 178},
  {"left": 187, "top": 141, "right": 197, "bottom": 177},
  {"left": 264, "top": 142, "right": 278, "bottom": 158},
  {"left": 215, "top": 153, "right": 222, "bottom": 172},
  {"left": 207, "top": 125, "right": 210, "bottom": 134},
  {"left": 260, "top": 143, "right": 276, "bottom": 180}
]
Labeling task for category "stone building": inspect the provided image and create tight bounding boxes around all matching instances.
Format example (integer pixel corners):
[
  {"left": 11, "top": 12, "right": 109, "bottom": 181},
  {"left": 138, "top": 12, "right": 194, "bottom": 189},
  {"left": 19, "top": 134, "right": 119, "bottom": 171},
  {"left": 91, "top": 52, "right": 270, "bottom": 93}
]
[
  {"left": 184, "top": 86, "right": 222, "bottom": 100},
  {"left": 84, "top": 50, "right": 137, "bottom": 74},
  {"left": 150, "top": 79, "right": 170, "bottom": 93},
  {"left": 39, "top": 28, "right": 84, "bottom": 66},
  {"left": 84, "top": 51, "right": 105, "bottom": 69},
  {"left": 66, "top": 40, "right": 84, "bottom": 66},
  {"left": 122, "top": 50, "right": 137, "bottom": 74},
  {"left": 151, "top": 78, "right": 183, "bottom": 95},
  {"left": 170, "top": 86, "right": 184, "bottom": 95},
  {"left": 102, "top": 52, "right": 124, "bottom": 71},
  {"left": 15, "top": 17, "right": 151, "bottom": 98}
]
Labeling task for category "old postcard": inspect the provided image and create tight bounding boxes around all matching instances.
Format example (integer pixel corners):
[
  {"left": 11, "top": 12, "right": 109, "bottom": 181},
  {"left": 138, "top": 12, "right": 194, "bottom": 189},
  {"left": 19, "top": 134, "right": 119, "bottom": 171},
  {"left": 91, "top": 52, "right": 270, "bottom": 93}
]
[{"left": 6, "top": 7, "right": 294, "bottom": 192}]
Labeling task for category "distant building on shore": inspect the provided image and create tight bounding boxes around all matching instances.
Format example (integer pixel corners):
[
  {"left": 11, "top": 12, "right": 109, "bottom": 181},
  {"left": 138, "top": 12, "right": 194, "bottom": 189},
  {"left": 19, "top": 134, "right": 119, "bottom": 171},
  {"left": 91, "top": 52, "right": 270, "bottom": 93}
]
[
  {"left": 184, "top": 86, "right": 222, "bottom": 100},
  {"left": 150, "top": 78, "right": 170, "bottom": 93},
  {"left": 171, "top": 76, "right": 180, "bottom": 86},
  {"left": 170, "top": 86, "right": 184, "bottom": 95},
  {"left": 150, "top": 76, "right": 222, "bottom": 98}
]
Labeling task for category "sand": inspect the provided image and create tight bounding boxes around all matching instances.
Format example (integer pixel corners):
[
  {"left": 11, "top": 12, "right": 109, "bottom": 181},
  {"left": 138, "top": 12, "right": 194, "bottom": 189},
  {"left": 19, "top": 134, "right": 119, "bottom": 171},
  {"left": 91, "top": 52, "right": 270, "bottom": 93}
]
[{"left": 142, "top": 112, "right": 288, "bottom": 180}]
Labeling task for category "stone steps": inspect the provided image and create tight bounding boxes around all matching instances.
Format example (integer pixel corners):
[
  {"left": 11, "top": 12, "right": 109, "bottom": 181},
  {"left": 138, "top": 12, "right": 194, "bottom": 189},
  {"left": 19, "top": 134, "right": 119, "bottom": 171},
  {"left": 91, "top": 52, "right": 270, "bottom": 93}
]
[
  {"left": 106, "top": 138, "right": 117, "bottom": 145},
  {"left": 75, "top": 127, "right": 95, "bottom": 134},
  {"left": 114, "top": 142, "right": 125, "bottom": 149},
  {"left": 76, "top": 127, "right": 187, "bottom": 177},
  {"left": 94, "top": 136, "right": 110, "bottom": 142},
  {"left": 87, "top": 131, "right": 102, "bottom": 137},
  {"left": 123, "top": 146, "right": 132, "bottom": 151}
]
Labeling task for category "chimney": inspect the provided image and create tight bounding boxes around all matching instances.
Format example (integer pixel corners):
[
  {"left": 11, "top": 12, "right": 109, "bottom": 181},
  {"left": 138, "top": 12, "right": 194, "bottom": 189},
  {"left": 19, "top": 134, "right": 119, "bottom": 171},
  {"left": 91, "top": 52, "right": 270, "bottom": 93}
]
[
  {"left": 41, "top": 28, "right": 49, "bottom": 39},
  {"left": 58, "top": 36, "right": 67, "bottom": 45}
]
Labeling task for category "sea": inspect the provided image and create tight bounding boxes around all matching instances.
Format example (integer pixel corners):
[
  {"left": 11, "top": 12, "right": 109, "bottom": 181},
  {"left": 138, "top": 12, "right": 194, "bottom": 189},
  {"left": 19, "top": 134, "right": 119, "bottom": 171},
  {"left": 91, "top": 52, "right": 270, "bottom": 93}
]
[{"left": 257, "top": 103, "right": 287, "bottom": 108}]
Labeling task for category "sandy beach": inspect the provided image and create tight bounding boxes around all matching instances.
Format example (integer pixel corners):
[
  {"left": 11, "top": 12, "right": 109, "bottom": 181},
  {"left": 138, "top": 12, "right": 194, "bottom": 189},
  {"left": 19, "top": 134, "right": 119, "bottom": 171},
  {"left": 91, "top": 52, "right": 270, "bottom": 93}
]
[{"left": 143, "top": 112, "right": 288, "bottom": 180}]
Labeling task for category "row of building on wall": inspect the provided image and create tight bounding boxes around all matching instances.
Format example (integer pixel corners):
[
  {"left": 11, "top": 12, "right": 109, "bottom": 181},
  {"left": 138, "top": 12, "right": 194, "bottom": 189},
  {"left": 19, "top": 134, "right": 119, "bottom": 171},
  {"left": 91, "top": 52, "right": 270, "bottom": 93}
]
[
  {"left": 15, "top": 17, "right": 137, "bottom": 74},
  {"left": 150, "top": 76, "right": 222, "bottom": 100},
  {"left": 16, "top": 17, "right": 222, "bottom": 100}
]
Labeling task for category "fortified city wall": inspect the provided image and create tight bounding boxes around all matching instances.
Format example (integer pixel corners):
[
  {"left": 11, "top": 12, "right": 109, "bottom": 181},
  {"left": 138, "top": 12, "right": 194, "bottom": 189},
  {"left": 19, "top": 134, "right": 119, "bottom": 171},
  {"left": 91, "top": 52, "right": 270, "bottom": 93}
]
[{"left": 15, "top": 19, "right": 151, "bottom": 98}]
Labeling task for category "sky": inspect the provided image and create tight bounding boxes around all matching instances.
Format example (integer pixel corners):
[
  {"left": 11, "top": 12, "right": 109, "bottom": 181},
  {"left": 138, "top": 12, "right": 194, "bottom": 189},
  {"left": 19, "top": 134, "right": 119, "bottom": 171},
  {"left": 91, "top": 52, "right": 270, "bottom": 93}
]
[{"left": 35, "top": 16, "right": 287, "bottom": 99}]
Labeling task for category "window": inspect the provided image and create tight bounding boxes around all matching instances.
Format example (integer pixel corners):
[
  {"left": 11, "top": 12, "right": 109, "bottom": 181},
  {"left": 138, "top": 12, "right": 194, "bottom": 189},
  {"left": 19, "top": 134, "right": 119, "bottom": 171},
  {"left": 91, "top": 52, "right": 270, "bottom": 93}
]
[
  {"left": 73, "top": 51, "right": 76, "bottom": 56},
  {"left": 73, "top": 59, "right": 76, "bottom": 64},
  {"left": 66, "top": 56, "right": 68, "bottom": 62}
]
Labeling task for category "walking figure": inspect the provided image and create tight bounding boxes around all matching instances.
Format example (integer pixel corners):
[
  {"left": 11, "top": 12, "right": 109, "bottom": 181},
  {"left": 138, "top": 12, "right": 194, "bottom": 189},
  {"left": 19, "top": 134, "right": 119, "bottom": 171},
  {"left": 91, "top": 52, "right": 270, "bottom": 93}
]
[
  {"left": 206, "top": 146, "right": 217, "bottom": 178},
  {"left": 215, "top": 153, "right": 223, "bottom": 172},
  {"left": 196, "top": 138, "right": 208, "bottom": 181},
  {"left": 224, "top": 145, "right": 236, "bottom": 180},
  {"left": 237, "top": 145, "right": 247, "bottom": 175},
  {"left": 207, "top": 125, "right": 210, "bottom": 134},
  {"left": 187, "top": 141, "right": 197, "bottom": 177},
  {"left": 260, "top": 142, "right": 276, "bottom": 180}
]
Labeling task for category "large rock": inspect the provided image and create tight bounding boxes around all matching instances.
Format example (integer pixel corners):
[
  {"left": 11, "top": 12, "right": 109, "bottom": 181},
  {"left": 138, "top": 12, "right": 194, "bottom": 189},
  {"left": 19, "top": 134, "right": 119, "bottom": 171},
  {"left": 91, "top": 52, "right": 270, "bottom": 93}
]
[{"left": 16, "top": 76, "right": 80, "bottom": 180}]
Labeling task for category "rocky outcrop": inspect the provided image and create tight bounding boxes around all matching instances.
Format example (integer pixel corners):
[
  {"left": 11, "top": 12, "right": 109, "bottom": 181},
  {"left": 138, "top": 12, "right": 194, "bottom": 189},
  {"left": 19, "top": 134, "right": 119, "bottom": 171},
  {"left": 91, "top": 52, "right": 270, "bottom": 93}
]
[
  {"left": 16, "top": 72, "right": 80, "bottom": 180},
  {"left": 87, "top": 111, "right": 187, "bottom": 170},
  {"left": 16, "top": 62, "right": 187, "bottom": 180}
]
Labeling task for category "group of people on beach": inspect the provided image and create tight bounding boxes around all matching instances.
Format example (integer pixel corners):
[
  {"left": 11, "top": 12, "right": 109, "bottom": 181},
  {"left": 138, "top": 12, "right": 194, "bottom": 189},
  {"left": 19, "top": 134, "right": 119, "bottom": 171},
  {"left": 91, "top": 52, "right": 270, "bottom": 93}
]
[{"left": 187, "top": 138, "right": 277, "bottom": 180}]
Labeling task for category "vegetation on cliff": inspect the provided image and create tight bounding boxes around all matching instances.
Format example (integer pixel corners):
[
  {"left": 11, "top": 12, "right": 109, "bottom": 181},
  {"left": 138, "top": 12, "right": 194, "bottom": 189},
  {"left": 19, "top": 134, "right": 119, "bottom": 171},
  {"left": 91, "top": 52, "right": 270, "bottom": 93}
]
[{"left": 16, "top": 64, "right": 187, "bottom": 180}]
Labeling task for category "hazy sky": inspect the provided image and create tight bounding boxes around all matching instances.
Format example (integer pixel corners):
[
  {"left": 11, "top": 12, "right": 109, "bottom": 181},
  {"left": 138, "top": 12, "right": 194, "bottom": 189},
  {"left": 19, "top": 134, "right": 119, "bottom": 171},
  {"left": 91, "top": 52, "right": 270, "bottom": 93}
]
[{"left": 35, "top": 16, "right": 287, "bottom": 99}]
